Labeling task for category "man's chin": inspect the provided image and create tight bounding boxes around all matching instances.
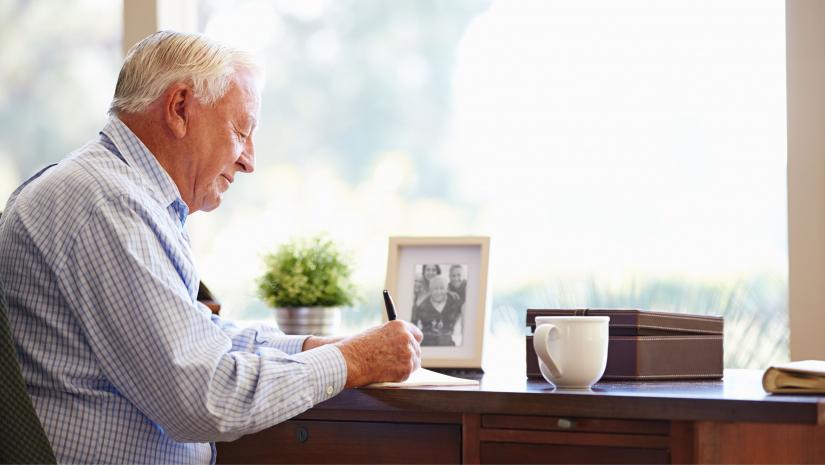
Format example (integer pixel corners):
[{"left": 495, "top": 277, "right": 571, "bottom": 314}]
[{"left": 200, "top": 196, "right": 222, "bottom": 213}]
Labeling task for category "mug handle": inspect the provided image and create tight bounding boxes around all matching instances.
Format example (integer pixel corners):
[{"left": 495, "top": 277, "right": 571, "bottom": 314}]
[{"left": 533, "top": 324, "right": 563, "bottom": 379}]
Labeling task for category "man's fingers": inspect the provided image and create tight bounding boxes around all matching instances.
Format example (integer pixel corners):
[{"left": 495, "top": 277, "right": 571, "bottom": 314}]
[
  {"left": 411, "top": 338, "right": 421, "bottom": 359},
  {"left": 339, "top": 318, "right": 425, "bottom": 387},
  {"left": 409, "top": 338, "right": 421, "bottom": 372},
  {"left": 384, "top": 319, "right": 422, "bottom": 343},
  {"left": 405, "top": 321, "right": 424, "bottom": 342}
]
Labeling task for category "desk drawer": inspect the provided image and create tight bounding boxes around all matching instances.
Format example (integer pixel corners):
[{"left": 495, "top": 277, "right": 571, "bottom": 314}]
[
  {"left": 481, "top": 442, "right": 669, "bottom": 464},
  {"left": 478, "top": 415, "right": 670, "bottom": 464},
  {"left": 217, "top": 419, "right": 461, "bottom": 464},
  {"left": 482, "top": 415, "right": 670, "bottom": 435}
]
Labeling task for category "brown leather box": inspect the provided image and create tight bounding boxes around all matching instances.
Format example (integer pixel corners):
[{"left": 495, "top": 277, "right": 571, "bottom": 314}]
[{"left": 526, "top": 309, "right": 724, "bottom": 380}]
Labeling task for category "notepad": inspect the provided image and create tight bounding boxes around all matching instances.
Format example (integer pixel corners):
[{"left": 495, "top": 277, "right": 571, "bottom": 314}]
[
  {"left": 365, "top": 368, "right": 480, "bottom": 388},
  {"left": 763, "top": 360, "right": 825, "bottom": 394}
]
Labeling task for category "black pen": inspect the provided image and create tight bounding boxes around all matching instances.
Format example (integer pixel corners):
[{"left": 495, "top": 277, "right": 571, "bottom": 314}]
[{"left": 382, "top": 289, "right": 397, "bottom": 321}]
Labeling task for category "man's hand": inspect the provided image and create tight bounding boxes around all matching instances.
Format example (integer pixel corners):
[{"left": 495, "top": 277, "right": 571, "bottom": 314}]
[{"left": 334, "top": 321, "right": 423, "bottom": 388}]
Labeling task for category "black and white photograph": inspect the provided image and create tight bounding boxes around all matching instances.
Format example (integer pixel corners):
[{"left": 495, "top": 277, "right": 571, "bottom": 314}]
[
  {"left": 411, "top": 264, "right": 468, "bottom": 347},
  {"left": 385, "top": 236, "right": 490, "bottom": 368}
]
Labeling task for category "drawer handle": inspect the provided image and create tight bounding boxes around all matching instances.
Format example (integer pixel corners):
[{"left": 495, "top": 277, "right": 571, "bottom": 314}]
[
  {"left": 557, "top": 418, "right": 575, "bottom": 430},
  {"left": 295, "top": 427, "right": 309, "bottom": 443}
]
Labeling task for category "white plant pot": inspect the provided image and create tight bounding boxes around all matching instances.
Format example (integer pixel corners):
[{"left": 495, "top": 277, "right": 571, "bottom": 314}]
[{"left": 274, "top": 306, "right": 341, "bottom": 336}]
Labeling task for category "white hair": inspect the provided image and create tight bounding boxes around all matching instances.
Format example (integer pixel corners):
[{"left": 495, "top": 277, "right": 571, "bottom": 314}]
[
  {"left": 429, "top": 274, "right": 449, "bottom": 289},
  {"left": 109, "top": 31, "right": 262, "bottom": 115}
]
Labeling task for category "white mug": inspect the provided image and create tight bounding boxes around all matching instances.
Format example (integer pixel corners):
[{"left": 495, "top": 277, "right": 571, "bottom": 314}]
[{"left": 533, "top": 316, "right": 610, "bottom": 389}]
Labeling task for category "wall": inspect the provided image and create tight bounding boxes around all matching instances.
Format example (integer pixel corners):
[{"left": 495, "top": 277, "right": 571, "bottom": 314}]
[{"left": 787, "top": 0, "right": 825, "bottom": 360}]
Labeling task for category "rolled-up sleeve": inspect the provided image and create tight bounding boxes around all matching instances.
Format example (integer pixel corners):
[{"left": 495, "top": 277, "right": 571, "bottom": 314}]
[{"left": 58, "top": 196, "right": 347, "bottom": 443}]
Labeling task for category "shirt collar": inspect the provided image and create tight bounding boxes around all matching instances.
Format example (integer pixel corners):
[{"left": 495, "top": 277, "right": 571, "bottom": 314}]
[{"left": 100, "top": 116, "right": 190, "bottom": 225}]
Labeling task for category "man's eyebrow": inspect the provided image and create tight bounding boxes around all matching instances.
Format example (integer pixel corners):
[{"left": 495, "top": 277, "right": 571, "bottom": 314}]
[{"left": 235, "top": 116, "right": 257, "bottom": 134}]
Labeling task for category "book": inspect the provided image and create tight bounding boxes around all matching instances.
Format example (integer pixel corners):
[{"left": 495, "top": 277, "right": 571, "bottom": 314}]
[
  {"left": 364, "top": 368, "right": 480, "bottom": 389},
  {"left": 762, "top": 360, "right": 825, "bottom": 393}
]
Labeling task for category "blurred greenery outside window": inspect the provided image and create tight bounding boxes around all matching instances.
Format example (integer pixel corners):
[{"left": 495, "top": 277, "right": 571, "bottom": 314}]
[
  {"left": 0, "top": 0, "right": 122, "bottom": 195},
  {"left": 190, "top": 0, "right": 788, "bottom": 370},
  {"left": 0, "top": 0, "right": 787, "bottom": 370}
]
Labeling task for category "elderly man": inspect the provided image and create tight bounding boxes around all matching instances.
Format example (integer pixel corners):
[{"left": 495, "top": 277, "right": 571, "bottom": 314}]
[
  {"left": 412, "top": 275, "right": 463, "bottom": 347},
  {"left": 0, "top": 31, "right": 422, "bottom": 464}
]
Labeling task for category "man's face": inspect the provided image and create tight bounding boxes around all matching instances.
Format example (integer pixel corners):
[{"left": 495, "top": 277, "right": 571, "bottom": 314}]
[
  {"left": 430, "top": 278, "right": 447, "bottom": 303},
  {"left": 188, "top": 69, "right": 259, "bottom": 212}
]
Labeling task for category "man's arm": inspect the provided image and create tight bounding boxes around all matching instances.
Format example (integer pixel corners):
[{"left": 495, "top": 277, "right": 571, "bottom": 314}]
[
  {"left": 58, "top": 199, "right": 348, "bottom": 442},
  {"left": 205, "top": 310, "right": 310, "bottom": 354},
  {"left": 303, "top": 335, "right": 344, "bottom": 350},
  {"left": 203, "top": 306, "right": 365, "bottom": 354},
  {"left": 59, "top": 198, "right": 421, "bottom": 442}
]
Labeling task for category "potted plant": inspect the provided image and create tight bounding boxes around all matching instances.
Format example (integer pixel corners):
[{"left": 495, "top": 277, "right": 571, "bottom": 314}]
[{"left": 257, "top": 236, "right": 357, "bottom": 335}]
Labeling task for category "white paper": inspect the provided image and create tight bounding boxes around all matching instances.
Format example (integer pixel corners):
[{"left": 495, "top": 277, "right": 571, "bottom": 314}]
[
  {"left": 364, "top": 368, "right": 480, "bottom": 388},
  {"left": 772, "top": 360, "right": 825, "bottom": 376}
]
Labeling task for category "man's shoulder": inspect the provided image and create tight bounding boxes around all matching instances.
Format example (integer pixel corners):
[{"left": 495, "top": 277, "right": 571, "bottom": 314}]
[
  {"left": 3, "top": 139, "right": 158, "bottom": 260},
  {"left": 17, "top": 139, "right": 146, "bottom": 213},
  {"left": 59, "top": 140, "right": 138, "bottom": 190}
]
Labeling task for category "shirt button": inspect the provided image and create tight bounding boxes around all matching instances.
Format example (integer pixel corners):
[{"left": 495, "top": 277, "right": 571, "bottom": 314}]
[{"left": 326, "top": 386, "right": 334, "bottom": 396}]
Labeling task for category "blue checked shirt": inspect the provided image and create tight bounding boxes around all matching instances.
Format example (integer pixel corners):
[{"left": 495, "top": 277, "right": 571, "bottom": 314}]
[{"left": 0, "top": 117, "right": 347, "bottom": 464}]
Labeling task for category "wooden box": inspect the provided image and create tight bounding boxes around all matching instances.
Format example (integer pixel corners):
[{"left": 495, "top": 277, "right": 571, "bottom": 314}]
[{"left": 526, "top": 309, "right": 724, "bottom": 380}]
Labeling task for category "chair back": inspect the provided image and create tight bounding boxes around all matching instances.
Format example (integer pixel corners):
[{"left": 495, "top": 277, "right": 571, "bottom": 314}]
[{"left": 0, "top": 278, "right": 57, "bottom": 464}]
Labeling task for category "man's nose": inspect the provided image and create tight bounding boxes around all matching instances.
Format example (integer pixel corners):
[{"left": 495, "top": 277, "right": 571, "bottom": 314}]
[{"left": 238, "top": 139, "right": 255, "bottom": 173}]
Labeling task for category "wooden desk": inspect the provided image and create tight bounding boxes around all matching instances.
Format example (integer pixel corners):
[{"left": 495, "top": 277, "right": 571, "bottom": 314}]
[{"left": 216, "top": 369, "right": 825, "bottom": 464}]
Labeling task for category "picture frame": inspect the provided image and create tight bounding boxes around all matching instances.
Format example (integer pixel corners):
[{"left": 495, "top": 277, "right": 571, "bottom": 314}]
[{"left": 385, "top": 236, "right": 491, "bottom": 369}]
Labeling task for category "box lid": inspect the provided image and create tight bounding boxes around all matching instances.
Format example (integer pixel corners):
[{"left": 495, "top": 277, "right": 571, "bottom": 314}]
[{"left": 526, "top": 308, "right": 723, "bottom": 336}]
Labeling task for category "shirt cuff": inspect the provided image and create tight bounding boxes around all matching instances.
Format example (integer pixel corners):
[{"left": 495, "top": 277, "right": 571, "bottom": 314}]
[{"left": 289, "top": 344, "right": 347, "bottom": 404}]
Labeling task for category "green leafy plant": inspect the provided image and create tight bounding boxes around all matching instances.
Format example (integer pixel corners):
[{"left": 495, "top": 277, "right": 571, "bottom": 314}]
[{"left": 258, "top": 236, "right": 357, "bottom": 308}]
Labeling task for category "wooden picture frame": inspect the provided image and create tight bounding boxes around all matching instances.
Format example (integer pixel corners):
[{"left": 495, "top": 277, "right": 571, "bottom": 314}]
[{"left": 385, "top": 236, "right": 491, "bottom": 369}]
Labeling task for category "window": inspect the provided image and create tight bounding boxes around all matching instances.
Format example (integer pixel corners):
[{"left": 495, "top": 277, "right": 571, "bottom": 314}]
[
  {"left": 0, "top": 0, "right": 122, "bottom": 202},
  {"left": 0, "top": 0, "right": 786, "bottom": 369},
  {"left": 190, "top": 0, "right": 787, "bottom": 368}
]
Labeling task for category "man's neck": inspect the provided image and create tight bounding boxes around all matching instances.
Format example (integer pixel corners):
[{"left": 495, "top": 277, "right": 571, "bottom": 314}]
[{"left": 117, "top": 113, "right": 195, "bottom": 210}]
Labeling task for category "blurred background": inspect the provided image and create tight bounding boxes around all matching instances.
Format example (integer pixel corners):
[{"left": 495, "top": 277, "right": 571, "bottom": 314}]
[{"left": 0, "top": 0, "right": 787, "bottom": 369}]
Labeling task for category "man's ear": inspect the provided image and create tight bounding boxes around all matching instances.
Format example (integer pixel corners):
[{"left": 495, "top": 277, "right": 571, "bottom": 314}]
[{"left": 163, "top": 83, "right": 193, "bottom": 139}]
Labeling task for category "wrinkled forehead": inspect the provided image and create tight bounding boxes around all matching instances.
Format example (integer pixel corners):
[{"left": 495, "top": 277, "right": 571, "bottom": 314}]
[{"left": 225, "top": 69, "right": 261, "bottom": 122}]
